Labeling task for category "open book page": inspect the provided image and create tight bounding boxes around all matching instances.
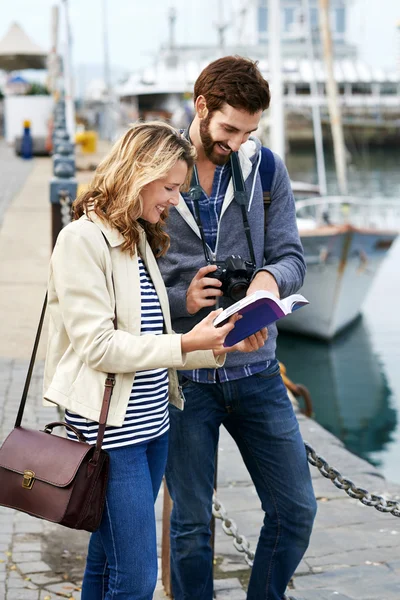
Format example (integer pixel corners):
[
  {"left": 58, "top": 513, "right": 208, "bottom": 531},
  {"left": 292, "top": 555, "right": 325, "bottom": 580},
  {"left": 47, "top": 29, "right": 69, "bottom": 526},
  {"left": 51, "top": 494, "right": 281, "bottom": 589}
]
[
  {"left": 213, "top": 290, "right": 309, "bottom": 347},
  {"left": 213, "top": 290, "right": 308, "bottom": 327},
  {"left": 280, "top": 293, "right": 310, "bottom": 314}
]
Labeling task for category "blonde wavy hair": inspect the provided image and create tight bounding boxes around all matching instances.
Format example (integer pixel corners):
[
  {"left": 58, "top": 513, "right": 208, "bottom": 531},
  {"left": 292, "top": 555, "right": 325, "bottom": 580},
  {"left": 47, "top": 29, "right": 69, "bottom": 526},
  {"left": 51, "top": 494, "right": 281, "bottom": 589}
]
[{"left": 73, "top": 121, "right": 196, "bottom": 257}]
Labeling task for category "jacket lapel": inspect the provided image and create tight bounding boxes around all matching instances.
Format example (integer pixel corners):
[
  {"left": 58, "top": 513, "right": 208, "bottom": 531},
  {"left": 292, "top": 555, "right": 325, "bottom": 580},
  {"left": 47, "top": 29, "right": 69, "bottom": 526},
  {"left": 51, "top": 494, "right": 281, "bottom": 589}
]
[
  {"left": 175, "top": 195, "right": 201, "bottom": 238},
  {"left": 220, "top": 141, "right": 255, "bottom": 219}
]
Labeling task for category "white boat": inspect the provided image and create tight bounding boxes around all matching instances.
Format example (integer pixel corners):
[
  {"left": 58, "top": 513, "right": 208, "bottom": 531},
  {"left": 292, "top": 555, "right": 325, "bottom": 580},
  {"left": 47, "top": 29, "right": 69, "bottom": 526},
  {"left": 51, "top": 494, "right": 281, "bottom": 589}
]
[
  {"left": 279, "top": 196, "right": 399, "bottom": 339},
  {"left": 278, "top": 1, "right": 399, "bottom": 340}
]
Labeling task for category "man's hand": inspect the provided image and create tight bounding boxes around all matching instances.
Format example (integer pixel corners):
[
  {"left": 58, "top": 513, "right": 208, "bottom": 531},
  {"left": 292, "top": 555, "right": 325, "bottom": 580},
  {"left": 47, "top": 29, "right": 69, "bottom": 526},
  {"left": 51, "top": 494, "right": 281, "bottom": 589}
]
[
  {"left": 246, "top": 270, "right": 280, "bottom": 299},
  {"left": 225, "top": 327, "right": 268, "bottom": 354},
  {"left": 236, "top": 271, "right": 278, "bottom": 349},
  {"left": 186, "top": 265, "right": 223, "bottom": 315}
]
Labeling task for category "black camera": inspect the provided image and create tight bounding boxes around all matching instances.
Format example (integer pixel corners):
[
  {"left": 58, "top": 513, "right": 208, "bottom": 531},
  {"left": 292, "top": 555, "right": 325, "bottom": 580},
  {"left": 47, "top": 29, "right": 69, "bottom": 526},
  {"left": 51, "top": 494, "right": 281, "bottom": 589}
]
[{"left": 207, "top": 255, "right": 255, "bottom": 302}]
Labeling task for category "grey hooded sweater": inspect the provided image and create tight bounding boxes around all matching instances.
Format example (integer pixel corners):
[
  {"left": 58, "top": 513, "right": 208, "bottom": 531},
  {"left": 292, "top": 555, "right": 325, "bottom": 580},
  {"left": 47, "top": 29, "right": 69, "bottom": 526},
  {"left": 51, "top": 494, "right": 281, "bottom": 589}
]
[{"left": 158, "top": 136, "right": 306, "bottom": 367}]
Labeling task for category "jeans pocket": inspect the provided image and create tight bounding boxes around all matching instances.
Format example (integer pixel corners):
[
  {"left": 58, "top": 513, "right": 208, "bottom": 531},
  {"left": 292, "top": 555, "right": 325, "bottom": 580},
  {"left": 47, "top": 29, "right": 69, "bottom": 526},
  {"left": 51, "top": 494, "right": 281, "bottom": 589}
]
[
  {"left": 178, "top": 374, "right": 193, "bottom": 389},
  {"left": 254, "top": 359, "right": 281, "bottom": 380}
]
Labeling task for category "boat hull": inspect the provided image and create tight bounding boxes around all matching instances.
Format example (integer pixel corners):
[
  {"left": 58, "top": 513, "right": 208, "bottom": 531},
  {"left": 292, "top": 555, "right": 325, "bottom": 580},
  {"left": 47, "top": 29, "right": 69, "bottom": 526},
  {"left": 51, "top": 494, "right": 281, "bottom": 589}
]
[{"left": 278, "top": 227, "right": 397, "bottom": 339}]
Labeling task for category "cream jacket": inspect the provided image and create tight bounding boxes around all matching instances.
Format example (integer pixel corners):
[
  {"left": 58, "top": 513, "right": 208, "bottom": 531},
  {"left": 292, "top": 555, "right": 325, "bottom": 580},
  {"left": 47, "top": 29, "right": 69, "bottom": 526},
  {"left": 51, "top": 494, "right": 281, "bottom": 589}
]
[{"left": 43, "top": 212, "right": 224, "bottom": 427}]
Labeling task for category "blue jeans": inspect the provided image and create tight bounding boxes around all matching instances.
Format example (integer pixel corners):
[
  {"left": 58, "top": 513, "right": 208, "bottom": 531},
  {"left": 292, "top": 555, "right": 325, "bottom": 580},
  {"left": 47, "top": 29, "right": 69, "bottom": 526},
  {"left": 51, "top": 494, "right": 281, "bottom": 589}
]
[
  {"left": 166, "top": 360, "right": 317, "bottom": 600},
  {"left": 81, "top": 433, "right": 169, "bottom": 600}
]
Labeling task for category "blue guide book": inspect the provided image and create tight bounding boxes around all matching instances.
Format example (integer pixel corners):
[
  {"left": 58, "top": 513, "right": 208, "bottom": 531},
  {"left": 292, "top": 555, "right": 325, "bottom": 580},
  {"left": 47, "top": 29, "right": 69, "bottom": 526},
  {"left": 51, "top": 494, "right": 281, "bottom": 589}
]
[{"left": 213, "top": 290, "right": 309, "bottom": 347}]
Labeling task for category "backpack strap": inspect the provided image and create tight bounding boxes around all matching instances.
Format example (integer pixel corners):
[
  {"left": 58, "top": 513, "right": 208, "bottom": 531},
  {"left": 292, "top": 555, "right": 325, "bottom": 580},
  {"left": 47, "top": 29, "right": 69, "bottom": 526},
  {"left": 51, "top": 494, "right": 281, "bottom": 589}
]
[{"left": 258, "top": 147, "right": 275, "bottom": 230}]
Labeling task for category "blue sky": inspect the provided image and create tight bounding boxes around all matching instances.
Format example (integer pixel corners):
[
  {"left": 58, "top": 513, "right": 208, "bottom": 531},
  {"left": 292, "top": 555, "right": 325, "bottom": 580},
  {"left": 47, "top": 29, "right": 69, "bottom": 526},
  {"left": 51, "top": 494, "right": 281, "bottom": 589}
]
[{"left": 0, "top": 0, "right": 399, "bottom": 74}]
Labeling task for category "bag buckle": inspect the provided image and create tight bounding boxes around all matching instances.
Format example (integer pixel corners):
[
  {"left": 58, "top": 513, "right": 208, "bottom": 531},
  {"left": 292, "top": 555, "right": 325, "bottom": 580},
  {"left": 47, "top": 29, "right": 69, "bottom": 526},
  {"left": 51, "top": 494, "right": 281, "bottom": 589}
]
[
  {"left": 105, "top": 377, "right": 115, "bottom": 387},
  {"left": 22, "top": 470, "right": 35, "bottom": 490}
]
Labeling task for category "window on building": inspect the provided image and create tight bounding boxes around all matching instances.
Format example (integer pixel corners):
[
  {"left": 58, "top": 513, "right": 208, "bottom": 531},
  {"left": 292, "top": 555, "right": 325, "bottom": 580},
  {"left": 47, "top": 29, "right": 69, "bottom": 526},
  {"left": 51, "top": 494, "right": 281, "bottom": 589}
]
[
  {"left": 352, "top": 83, "right": 372, "bottom": 95},
  {"left": 283, "top": 7, "right": 295, "bottom": 32},
  {"left": 381, "top": 83, "right": 397, "bottom": 95},
  {"left": 310, "top": 7, "right": 318, "bottom": 30},
  {"left": 258, "top": 4, "right": 268, "bottom": 33},
  {"left": 335, "top": 7, "right": 345, "bottom": 33}
]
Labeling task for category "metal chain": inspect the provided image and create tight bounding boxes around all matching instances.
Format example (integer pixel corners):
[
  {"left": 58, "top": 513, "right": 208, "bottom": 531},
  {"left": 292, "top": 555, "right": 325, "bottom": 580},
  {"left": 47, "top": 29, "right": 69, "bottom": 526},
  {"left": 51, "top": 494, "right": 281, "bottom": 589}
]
[
  {"left": 212, "top": 492, "right": 255, "bottom": 567},
  {"left": 213, "top": 442, "right": 400, "bottom": 568},
  {"left": 304, "top": 442, "right": 400, "bottom": 517},
  {"left": 59, "top": 191, "right": 72, "bottom": 227}
]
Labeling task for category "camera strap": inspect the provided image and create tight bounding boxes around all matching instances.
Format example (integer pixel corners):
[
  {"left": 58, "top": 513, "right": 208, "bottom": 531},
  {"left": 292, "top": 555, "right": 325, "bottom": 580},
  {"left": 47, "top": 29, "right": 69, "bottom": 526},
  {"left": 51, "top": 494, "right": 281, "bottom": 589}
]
[
  {"left": 184, "top": 128, "right": 256, "bottom": 267},
  {"left": 188, "top": 159, "right": 213, "bottom": 264},
  {"left": 230, "top": 152, "right": 256, "bottom": 266}
]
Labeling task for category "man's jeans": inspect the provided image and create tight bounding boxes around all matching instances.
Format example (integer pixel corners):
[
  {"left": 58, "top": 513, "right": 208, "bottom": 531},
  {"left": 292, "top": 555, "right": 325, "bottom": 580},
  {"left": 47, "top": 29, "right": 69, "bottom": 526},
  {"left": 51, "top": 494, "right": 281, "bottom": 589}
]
[
  {"left": 81, "top": 433, "right": 168, "bottom": 600},
  {"left": 166, "top": 360, "right": 317, "bottom": 600}
]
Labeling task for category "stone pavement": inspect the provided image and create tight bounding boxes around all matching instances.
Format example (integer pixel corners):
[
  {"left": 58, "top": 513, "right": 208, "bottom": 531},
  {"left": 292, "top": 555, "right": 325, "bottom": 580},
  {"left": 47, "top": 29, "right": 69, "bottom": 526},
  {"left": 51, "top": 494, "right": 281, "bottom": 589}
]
[{"left": 0, "top": 149, "right": 400, "bottom": 599}]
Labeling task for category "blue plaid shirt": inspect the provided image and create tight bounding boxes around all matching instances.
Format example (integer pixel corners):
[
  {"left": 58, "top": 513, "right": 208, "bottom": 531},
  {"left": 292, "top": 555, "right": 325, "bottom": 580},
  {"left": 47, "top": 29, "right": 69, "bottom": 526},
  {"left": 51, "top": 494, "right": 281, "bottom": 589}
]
[{"left": 181, "top": 162, "right": 269, "bottom": 383}]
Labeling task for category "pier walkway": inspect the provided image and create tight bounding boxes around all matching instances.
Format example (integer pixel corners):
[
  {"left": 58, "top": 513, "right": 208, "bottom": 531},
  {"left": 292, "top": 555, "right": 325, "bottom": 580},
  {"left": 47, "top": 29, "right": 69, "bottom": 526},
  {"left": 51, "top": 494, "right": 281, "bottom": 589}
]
[{"left": 0, "top": 146, "right": 399, "bottom": 599}]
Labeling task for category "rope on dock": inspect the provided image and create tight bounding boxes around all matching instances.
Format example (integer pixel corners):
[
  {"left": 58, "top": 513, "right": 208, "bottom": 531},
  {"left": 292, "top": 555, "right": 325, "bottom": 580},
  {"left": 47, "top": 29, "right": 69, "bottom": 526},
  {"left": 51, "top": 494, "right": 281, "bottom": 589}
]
[{"left": 279, "top": 362, "right": 314, "bottom": 418}]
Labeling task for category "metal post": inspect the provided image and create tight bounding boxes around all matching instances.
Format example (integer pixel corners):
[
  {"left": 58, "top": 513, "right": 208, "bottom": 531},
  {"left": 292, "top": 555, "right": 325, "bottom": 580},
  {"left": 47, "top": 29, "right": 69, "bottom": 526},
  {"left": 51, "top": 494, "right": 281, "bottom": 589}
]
[
  {"left": 302, "top": 0, "right": 328, "bottom": 197},
  {"left": 47, "top": 5, "right": 60, "bottom": 97},
  {"left": 50, "top": 101, "right": 77, "bottom": 248},
  {"left": 210, "top": 448, "right": 218, "bottom": 565},
  {"left": 268, "top": 0, "right": 285, "bottom": 158},
  {"left": 161, "top": 479, "right": 173, "bottom": 597},
  {"left": 61, "top": 0, "right": 75, "bottom": 142}
]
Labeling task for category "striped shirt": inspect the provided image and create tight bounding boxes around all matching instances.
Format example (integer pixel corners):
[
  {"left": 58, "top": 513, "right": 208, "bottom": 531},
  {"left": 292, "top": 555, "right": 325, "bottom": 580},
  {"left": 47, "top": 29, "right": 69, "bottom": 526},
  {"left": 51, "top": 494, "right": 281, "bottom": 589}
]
[
  {"left": 65, "top": 257, "right": 169, "bottom": 449},
  {"left": 181, "top": 162, "right": 269, "bottom": 384}
]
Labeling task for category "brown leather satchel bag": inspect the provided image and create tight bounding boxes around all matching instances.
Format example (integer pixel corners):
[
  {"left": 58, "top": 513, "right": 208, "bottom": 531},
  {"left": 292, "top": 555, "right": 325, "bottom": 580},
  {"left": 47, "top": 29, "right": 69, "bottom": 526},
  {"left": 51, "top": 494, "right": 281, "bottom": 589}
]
[{"left": 0, "top": 294, "right": 115, "bottom": 532}]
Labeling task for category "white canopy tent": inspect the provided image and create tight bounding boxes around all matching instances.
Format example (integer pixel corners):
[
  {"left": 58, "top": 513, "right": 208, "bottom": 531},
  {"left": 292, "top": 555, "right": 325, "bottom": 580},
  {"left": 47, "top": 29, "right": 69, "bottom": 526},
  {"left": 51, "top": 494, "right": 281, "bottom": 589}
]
[
  {"left": 0, "top": 22, "right": 52, "bottom": 150},
  {"left": 0, "top": 22, "right": 47, "bottom": 72}
]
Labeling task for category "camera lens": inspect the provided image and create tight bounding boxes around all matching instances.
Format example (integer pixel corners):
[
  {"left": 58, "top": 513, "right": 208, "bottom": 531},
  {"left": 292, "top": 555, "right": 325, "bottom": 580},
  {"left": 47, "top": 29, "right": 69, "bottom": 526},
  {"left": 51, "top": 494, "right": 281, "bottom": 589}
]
[{"left": 228, "top": 280, "right": 249, "bottom": 302}]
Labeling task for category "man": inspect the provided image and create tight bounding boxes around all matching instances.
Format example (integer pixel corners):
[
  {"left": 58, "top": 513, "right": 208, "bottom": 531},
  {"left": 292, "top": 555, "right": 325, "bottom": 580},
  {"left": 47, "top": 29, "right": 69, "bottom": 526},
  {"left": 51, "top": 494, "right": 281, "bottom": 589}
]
[{"left": 158, "top": 55, "right": 317, "bottom": 600}]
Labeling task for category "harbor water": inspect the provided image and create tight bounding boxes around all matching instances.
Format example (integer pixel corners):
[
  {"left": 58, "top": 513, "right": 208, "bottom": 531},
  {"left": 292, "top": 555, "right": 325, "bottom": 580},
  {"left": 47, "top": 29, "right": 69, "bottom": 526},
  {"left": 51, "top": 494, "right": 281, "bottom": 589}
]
[{"left": 278, "top": 146, "right": 400, "bottom": 484}]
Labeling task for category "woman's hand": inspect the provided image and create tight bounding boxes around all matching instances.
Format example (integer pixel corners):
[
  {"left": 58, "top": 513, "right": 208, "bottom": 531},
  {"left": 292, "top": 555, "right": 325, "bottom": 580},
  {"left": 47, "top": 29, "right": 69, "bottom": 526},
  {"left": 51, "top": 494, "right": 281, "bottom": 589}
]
[{"left": 181, "top": 310, "right": 240, "bottom": 353}]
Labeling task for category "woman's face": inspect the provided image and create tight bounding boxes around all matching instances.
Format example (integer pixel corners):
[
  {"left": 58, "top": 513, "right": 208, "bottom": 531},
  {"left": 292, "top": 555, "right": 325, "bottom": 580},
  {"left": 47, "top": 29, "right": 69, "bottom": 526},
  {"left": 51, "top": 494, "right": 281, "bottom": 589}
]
[{"left": 140, "top": 160, "right": 188, "bottom": 224}]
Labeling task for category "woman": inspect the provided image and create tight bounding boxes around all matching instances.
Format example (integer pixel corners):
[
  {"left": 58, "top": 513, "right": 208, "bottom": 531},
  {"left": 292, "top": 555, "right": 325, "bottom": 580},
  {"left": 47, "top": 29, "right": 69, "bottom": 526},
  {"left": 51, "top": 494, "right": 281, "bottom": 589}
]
[{"left": 43, "top": 122, "right": 266, "bottom": 599}]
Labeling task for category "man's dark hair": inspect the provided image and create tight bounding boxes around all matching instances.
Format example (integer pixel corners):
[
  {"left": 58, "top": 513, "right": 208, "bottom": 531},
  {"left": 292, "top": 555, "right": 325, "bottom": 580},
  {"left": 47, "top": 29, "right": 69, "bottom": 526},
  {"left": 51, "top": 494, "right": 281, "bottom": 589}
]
[{"left": 194, "top": 55, "right": 271, "bottom": 115}]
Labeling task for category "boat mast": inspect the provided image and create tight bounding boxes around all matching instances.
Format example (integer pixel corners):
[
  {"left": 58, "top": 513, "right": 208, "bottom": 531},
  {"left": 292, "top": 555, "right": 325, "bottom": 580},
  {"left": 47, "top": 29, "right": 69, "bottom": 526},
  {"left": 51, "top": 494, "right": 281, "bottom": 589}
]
[
  {"left": 216, "top": 0, "right": 228, "bottom": 50},
  {"left": 302, "top": 0, "right": 327, "bottom": 196},
  {"left": 168, "top": 7, "right": 177, "bottom": 50},
  {"left": 61, "top": 0, "right": 75, "bottom": 140},
  {"left": 318, "top": 0, "right": 348, "bottom": 195},
  {"left": 268, "top": 0, "right": 285, "bottom": 158},
  {"left": 102, "top": 0, "right": 112, "bottom": 141}
]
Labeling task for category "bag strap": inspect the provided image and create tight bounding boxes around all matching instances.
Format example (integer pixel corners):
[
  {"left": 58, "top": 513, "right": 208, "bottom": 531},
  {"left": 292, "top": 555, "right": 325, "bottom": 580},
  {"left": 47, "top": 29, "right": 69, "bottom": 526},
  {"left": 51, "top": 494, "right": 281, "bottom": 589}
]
[
  {"left": 259, "top": 147, "right": 275, "bottom": 230},
  {"left": 15, "top": 293, "right": 48, "bottom": 428},
  {"left": 15, "top": 288, "right": 118, "bottom": 464}
]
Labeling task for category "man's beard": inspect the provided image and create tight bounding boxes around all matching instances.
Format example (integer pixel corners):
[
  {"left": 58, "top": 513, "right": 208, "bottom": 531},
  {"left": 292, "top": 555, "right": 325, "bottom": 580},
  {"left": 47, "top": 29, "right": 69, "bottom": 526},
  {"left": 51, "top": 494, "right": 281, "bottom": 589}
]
[{"left": 199, "top": 116, "right": 232, "bottom": 166}]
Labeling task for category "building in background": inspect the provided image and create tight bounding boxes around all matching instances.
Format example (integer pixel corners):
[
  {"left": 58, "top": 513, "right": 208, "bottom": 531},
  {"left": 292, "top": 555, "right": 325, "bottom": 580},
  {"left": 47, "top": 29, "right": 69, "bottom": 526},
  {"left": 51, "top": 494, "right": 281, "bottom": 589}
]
[
  {"left": 254, "top": 0, "right": 353, "bottom": 57},
  {"left": 88, "top": 0, "right": 400, "bottom": 146}
]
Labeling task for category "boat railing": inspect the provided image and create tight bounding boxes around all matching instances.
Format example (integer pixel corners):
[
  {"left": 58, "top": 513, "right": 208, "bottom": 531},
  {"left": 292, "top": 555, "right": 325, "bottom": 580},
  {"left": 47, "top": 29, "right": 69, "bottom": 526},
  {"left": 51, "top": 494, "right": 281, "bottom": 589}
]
[{"left": 296, "top": 196, "right": 400, "bottom": 231}]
